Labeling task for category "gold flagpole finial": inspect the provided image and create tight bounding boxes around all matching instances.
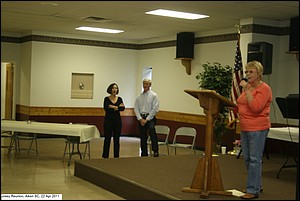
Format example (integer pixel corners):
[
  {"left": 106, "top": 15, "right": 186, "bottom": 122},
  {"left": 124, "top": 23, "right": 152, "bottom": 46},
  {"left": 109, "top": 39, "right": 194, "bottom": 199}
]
[{"left": 235, "top": 24, "right": 242, "bottom": 34}]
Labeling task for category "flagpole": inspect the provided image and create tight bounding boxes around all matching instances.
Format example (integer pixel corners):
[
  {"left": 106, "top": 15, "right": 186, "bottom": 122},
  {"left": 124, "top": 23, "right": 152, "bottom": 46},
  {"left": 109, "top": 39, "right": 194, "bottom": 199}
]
[
  {"left": 229, "top": 24, "right": 244, "bottom": 124},
  {"left": 235, "top": 24, "right": 242, "bottom": 35}
]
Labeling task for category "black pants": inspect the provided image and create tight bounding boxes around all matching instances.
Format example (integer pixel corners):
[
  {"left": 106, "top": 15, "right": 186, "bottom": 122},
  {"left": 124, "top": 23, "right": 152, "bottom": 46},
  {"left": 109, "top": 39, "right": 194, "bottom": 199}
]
[
  {"left": 139, "top": 117, "right": 158, "bottom": 156},
  {"left": 102, "top": 121, "right": 121, "bottom": 158}
]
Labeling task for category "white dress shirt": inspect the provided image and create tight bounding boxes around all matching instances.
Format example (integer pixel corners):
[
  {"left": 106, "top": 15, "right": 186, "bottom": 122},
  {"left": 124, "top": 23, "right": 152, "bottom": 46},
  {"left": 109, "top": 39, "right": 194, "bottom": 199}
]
[{"left": 134, "top": 90, "right": 159, "bottom": 121}]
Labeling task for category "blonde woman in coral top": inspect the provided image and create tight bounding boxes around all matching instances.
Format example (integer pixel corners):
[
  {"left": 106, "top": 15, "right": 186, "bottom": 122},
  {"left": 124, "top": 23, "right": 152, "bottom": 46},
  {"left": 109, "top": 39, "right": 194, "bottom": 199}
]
[{"left": 237, "top": 61, "right": 272, "bottom": 199}]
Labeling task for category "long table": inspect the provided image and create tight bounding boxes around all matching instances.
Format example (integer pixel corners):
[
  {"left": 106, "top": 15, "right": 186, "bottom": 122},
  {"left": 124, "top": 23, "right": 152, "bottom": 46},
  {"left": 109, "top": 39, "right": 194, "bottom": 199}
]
[
  {"left": 268, "top": 127, "right": 299, "bottom": 178},
  {"left": 268, "top": 127, "right": 299, "bottom": 143},
  {"left": 1, "top": 120, "right": 101, "bottom": 142}
]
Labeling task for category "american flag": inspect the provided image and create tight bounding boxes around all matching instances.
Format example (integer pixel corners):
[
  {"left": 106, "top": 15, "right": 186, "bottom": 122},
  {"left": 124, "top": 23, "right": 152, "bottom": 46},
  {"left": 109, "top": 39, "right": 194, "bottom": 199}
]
[{"left": 229, "top": 29, "right": 244, "bottom": 123}]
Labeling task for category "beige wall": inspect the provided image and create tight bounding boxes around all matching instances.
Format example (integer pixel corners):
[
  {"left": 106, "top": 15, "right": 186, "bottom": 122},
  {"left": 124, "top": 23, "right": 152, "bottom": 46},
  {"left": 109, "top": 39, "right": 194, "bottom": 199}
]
[{"left": 29, "top": 42, "right": 138, "bottom": 107}]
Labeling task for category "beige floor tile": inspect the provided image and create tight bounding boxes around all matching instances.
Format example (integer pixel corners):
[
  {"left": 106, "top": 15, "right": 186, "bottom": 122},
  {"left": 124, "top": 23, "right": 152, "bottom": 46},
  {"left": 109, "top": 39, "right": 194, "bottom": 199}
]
[{"left": 1, "top": 136, "right": 200, "bottom": 200}]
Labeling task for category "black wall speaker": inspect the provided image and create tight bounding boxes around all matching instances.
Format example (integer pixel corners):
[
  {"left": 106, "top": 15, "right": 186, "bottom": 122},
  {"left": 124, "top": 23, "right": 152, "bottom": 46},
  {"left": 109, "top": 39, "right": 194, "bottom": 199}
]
[
  {"left": 176, "top": 32, "right": 194, "bottom": 59},
  {"left": 289, "top": 16, "right": 299, "bottom": 52},
  {"left": 247, "top": 42, "right": 273, "bottom": 75}
]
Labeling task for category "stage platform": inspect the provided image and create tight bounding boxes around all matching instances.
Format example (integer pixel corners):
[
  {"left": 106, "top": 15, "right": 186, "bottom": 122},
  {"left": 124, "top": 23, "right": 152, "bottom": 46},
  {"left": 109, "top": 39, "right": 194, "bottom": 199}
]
[{"left": 74, "top": 154, "right": 297, "bottom": 200}]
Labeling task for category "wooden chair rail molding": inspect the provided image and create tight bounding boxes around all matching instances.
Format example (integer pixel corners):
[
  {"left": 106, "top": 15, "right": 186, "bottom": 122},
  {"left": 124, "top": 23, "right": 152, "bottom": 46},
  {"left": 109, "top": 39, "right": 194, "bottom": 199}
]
[{"left": 16, "top": 104, "right": 206, "bottom": 125}]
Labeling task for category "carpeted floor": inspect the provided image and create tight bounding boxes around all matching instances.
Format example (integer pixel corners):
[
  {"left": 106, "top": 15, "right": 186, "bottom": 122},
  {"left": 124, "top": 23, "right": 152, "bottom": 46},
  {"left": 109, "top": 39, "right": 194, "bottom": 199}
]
[{"left": 74, "top": 153, "right": 297, "bottom": 200}]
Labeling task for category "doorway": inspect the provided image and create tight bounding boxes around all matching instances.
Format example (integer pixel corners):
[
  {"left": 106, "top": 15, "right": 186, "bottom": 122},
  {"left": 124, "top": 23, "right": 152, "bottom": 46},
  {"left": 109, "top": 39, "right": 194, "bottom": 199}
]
[{"left": 1, "top": 62, "right": 14, "bottom": 119}]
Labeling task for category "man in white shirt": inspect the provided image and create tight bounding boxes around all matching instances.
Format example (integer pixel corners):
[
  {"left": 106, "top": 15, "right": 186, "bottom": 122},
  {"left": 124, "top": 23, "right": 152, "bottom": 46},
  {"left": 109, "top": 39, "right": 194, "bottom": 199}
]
[{"left": 134, "top": 79, "right": 159, "bottom": 157}]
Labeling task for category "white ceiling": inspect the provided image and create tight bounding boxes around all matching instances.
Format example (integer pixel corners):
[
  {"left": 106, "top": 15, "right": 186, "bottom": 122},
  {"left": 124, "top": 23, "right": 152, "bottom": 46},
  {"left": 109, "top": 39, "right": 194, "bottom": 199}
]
[{"left": 1, "top": 1, "right": 299, "bottom": 43}]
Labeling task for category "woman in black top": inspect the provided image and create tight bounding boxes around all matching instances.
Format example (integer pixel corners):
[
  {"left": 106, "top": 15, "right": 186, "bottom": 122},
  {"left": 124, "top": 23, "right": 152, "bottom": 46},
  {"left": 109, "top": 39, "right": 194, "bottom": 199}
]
[{"left": 102, "top": 83, "right": 125, "bottom": 158}]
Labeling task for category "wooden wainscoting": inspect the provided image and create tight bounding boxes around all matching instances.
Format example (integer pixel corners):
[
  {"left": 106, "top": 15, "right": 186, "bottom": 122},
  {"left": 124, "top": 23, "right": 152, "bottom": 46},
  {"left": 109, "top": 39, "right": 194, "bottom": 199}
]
[{"left": 16, "top": 104, "right": 238, "bottom": 149}]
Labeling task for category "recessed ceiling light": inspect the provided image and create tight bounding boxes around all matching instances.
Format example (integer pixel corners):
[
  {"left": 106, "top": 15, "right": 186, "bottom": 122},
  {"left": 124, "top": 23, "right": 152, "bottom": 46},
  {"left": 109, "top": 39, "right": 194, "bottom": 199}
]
[
  {"left": 75, "top": 26, "right": 124, "bottom": 34},
  {"left": 145, "top": 9, "right": 209, "bottom": 20},
  {"left": 40, "top": 2, "right": 58, "bottom": 6}
]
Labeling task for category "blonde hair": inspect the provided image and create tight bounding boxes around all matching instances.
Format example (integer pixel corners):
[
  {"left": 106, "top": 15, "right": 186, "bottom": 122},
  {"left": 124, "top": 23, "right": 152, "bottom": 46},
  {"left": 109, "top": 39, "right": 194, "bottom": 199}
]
[{"left": 245, "top": 60, "right": 264, "bottom": 78}]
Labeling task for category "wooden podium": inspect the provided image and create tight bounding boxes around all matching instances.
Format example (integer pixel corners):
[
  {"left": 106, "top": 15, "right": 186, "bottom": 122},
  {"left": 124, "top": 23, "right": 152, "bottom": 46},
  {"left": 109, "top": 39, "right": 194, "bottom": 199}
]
[{"left": 183, "top": 89, "right": 236, "bottom": 198}]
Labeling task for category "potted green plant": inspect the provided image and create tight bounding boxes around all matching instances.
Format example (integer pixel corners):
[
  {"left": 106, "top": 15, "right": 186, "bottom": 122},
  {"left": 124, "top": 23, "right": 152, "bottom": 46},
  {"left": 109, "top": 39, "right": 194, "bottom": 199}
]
[{"left": 195, "top": 61, "right": 233, "bottom": 152}]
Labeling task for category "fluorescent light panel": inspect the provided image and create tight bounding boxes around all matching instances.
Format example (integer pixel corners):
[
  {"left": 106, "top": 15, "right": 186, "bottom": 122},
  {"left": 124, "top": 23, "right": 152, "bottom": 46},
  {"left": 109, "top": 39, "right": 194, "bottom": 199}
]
[
  {"left": 75, "top": 26, "right": 124, "bottom": 33},
  {"left": 146, "top": 9, "right": 209, "bottom": 20}
]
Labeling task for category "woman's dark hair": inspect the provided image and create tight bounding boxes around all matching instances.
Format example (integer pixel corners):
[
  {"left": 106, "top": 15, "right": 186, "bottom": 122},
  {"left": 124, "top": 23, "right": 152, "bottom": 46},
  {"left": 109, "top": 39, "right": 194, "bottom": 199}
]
[{"left": 107, "top": 83, "right": 119, "bottom": 94}]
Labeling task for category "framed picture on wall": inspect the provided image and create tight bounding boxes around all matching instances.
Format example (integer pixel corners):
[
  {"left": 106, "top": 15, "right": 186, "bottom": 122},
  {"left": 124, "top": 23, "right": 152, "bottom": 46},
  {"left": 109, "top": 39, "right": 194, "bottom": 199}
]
[{"left": 71, "top": 72, "right": 94, "bottom": 99}]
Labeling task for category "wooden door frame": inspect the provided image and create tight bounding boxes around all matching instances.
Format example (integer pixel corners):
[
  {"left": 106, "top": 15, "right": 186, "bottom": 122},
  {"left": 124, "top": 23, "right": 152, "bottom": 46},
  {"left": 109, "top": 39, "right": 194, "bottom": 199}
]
[{"left": 3, "top": 63, "right": 14, "bottom": 119}]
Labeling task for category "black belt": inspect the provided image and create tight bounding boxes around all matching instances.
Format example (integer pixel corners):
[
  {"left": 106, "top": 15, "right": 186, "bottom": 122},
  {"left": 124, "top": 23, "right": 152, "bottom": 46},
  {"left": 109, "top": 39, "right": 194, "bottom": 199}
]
[{"left": 140, "top": 113, "right": 149, "bottom": 119}]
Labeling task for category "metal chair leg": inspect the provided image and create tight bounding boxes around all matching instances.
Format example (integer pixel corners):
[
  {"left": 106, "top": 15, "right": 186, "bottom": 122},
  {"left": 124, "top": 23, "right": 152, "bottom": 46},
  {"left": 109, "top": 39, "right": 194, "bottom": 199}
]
[
  {"left": 67, "top": 142, "right": 74, "bottom": 166},
  {"left": 34, "top": 136, "right": 38, "bottom": 157},
  {"left": 82, "top": 142, "right": 90, "bottom": 159},
  {"left": 27, "top": 139, "right": 34, "bottom": 158},
  {"left": 7, "top": 136, "right": 17, "bottom": 157},
  {"left": 62, "top": 141, "right": 68, "bottom": 161},
  {"left": 67, "top": 141, "right": 82, "bottom": 166},
  {"left": 166, "top": 145, "right": 169, "bottom": 155}
]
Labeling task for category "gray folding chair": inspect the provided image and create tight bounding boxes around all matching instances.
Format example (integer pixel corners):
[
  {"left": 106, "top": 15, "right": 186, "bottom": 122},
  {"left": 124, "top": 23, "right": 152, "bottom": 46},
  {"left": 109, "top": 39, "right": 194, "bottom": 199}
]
[
  {"left": 147, "top": 125, "right": 170, "bottom": 156},
  {"left": 170, "top": 127, "right": 197, "bottom": 155}
]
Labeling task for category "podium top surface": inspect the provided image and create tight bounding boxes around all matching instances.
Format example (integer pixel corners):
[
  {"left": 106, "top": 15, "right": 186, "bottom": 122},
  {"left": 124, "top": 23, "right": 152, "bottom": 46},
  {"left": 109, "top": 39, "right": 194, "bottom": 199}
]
[{"left": 184, "top": 89, "right": 236, "bottom": 107}]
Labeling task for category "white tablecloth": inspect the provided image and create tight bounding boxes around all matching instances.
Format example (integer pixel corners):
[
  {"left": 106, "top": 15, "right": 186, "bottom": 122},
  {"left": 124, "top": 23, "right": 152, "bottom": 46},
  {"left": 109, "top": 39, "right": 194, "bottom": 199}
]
[
  {"left": 268, "top": 127, "right": 299, "bottom": 143},
  {"left": 1, "top": 120, "right": 100, "bottom": 142}
]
